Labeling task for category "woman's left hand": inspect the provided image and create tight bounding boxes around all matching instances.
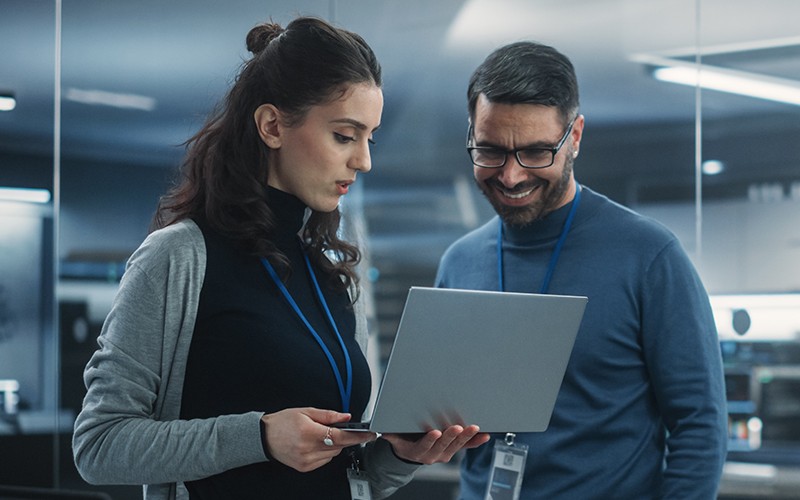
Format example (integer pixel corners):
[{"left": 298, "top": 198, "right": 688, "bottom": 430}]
[{"left": 381, "top": 425, "right": 490, "bottom": 465}]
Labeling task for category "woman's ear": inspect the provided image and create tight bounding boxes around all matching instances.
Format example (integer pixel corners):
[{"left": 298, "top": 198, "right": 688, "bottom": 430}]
[{"left": 254, "top": 104, "right": 282, "bottom": 148}]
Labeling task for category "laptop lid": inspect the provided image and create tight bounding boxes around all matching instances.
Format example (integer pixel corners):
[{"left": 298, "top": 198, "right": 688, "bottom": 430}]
[{"left": 354, "top": 286, "right": 587, "bottom": 433}]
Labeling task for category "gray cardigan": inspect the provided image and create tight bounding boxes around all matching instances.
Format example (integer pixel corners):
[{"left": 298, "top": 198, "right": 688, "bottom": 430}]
[{"left": 72, "top": 219, "right": 418, "bottom": 499}]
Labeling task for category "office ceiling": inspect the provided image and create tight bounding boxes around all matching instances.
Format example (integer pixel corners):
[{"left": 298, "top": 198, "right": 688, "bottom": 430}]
[
  {"left": 1, "top": 0, "right": 798, "bottom": 169},
  {"left": 2, "top": 0, "right": 798, "bottom": 341},
  {"left": 1, "top": 0, "right": 799, "bottom": 251}
]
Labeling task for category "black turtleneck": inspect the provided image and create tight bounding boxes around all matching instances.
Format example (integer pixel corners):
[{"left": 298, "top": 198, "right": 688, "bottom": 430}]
[{"left": 180, "top": 187, "right": 370, "bottom": 499}]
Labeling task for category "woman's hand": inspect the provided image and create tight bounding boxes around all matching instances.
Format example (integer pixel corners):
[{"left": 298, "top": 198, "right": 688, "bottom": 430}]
[
  {"left": 381, "top": 425, "right": 490, "bottom": 465},
  {"left": 261, "top": 408, "right": 376, "bottom": 472}
]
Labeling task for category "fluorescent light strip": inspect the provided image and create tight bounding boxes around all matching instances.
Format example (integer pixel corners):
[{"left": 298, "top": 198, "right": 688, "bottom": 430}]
[
  {"left": 64, "top": 87, "right": 156, "bottom": 111},
  {"left": 649, "top": 36, "right": 800, "bottom": 60},
  {"left": 0, "top": 187, "right": 52, "bottom": 204},
  {"left": 0, "top": 95, "right": 16, "bottom": 111},
  {"left": 653, "top": 65, "right": 800, "bottom": 106}
]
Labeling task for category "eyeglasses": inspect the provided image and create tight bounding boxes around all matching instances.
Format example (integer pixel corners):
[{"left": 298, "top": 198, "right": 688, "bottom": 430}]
[{"left": 466, "top": 117, "right": 576, "bottom": 169}]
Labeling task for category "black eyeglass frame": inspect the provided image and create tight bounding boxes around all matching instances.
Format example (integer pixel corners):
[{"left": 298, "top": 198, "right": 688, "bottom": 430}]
[{"left": 466, "top": 117, "right": 577, "bottom": 169}]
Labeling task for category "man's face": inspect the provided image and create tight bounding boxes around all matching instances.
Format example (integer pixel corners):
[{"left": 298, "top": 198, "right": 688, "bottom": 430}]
[{"left": 471, "top": 94, "right": 583, "bottom": 226}]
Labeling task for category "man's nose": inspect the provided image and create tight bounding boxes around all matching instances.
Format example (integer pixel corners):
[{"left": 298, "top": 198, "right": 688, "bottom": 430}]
[{"left": 496, "top": 154, "right": 529, "bottom": 187}]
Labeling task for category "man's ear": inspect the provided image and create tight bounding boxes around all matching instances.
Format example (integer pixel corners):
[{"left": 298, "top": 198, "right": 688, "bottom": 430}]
[
  {"left": 254, "top": 104, "right": 282, "bottom": 148},
  {"left": 570, "top": 114, "right": 585, "bottom": 155}
]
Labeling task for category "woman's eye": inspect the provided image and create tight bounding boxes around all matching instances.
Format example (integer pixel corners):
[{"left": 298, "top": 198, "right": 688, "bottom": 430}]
[{"left": 334, "top": 133, "right": 355, "bottom": 143}]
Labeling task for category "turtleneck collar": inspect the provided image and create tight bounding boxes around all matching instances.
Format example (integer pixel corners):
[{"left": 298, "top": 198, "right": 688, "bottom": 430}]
[{"left": 266, "top": 186, "right": 308, "bottom": 246}]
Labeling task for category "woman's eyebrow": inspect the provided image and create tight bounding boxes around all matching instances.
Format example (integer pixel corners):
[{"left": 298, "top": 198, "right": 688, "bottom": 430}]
[{"left": 330, "top": 118, "right": 381, "bottom": 133}]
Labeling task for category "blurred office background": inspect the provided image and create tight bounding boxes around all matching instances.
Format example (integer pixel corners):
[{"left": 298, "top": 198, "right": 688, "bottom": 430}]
[{"left": 1, "top": 0, "right": 799, "bottom": 498}]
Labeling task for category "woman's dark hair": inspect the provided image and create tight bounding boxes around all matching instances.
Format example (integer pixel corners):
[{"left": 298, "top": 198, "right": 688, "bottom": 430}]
[
  {"left": 467, "top": 41, "right": 579, "bottom": 126},
  {"left": 152, "top": 16, "right": 382, "bottom": 293}
]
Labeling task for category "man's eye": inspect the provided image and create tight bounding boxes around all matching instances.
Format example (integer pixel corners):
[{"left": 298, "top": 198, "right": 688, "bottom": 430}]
[
  {"left": 477, "top": 149, "right": 505, "bottom": 159},
  {"left": 519, "top": 149, "right": 551, "bottom": 161},
  {"left": 334, "top": 133, "right": 355, "bottom": 143}
]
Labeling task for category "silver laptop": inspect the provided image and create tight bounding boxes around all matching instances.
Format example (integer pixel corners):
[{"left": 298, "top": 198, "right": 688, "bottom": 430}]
[{"left": 337, "top": 286, "right": 587, "bottom": 433}]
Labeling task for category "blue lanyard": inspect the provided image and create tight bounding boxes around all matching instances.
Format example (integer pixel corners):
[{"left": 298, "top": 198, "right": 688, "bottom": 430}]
[
  {"left": 497, "top": 182, "right": 582, "bottom": 294},
  {"left": 260, "top": 247, "right": 353, "bottom": 413}
]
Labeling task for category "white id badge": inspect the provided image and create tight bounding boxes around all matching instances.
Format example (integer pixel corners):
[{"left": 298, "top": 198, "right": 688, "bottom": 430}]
[
  {"left": 348, "top": 468, "right": 373, "bottom": 500},
  {"left": 484, "top": 434, "right": 528, "bottom": 500}
]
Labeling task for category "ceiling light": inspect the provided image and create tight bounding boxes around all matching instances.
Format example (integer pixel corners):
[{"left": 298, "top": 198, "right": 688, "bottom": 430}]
[
  {"left": 632, "top": 42, "right": 800, "bottom": 107},
  {"left": 0, "top": 187, "right": 51, "bottom": 204},
  {"left": 64, "top": 87, "right": 156, "bottom": 111},
  {"left": 652, "top": 65, "right": 800, "bottom": 106},
  {"left": 0, "top": 93, "right": 16, "bottom": 112},
  {"left": 701, "top": 160, "right": 725, "bottom": 175}
]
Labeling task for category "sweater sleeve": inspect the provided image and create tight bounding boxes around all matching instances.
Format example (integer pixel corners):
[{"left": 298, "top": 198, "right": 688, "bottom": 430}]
[
  {"left": 72, "top": 222, "right": 267, "bottom": 486},
  {"left": 642, "top": 240, "right": 728, "bottom": 499}
]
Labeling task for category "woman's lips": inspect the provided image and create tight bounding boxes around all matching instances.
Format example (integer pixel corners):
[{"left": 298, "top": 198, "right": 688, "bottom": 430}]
[{"left": 337, "top": 180, "right": 353, "bottom": 195}]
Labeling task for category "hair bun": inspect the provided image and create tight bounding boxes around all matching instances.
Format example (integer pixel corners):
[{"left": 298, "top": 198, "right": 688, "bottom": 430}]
[{"left": 246, "top": 22, "right": 285, "bottom": 55}]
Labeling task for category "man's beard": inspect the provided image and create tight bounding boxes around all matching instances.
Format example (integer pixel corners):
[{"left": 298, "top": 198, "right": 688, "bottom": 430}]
[{"left": 476, "top": 151, "right": 575, "bottom": 227}]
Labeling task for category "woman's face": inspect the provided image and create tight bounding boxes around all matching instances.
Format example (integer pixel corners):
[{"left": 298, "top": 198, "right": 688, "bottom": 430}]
[{"left": 262, "top": 83, "right": 383, "bottom": 212}]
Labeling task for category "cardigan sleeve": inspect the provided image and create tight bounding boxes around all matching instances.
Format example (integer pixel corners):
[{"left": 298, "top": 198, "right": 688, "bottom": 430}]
[{"left": 72, "top": 221, "right": 267, "bottom": 486}]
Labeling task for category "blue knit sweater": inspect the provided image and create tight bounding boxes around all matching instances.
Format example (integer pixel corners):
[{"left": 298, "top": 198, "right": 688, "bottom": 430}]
[{"left": 435, "top": 185, "right": 727, "bottom": 499}]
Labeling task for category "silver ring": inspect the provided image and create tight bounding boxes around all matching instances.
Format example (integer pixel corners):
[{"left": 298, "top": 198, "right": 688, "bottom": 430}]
[{"left": 323, "top": 427, "right": 334, "bottom": 447}]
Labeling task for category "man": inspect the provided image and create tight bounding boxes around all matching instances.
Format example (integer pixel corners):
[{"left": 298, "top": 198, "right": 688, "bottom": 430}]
[{"left": 435, "top": 42, "right": 727, "bottom": 499}]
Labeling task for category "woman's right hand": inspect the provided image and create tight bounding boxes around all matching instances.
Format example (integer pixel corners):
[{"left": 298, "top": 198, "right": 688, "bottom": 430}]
[{"left": 261, "top": 408, "right": 376, "bottom": 472}]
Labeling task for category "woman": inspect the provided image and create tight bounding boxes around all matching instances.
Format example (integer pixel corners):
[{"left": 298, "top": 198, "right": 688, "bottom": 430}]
[{"left": 72, "top": 16, "right": 487, "bottom": 500}]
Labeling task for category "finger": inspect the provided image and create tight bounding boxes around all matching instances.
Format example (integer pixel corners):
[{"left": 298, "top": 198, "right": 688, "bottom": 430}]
[
  {"left": 403, "top": 429, "right": 445, "bottom": 461},
  {"left": 425, "top": 426, "right": 468, "bottom": 460},
  {"left": 303, "top": 407, "right": 352, "bottom": 425},
  {"left": 413, "top": 425, "right": 483, "bottom": 463},
  {"left": 417, "top": 429, "right": 444, "bottom": 453},
  {"left": 328, "top": 429, "right": 378, "bottom": 448},
  {"left": 431, "top": 425, "right": 464, "bottom": 450},
  {"left": 313, "top": 424, "right": 375, "bottom": 452},
  {"left": 463, "top": 432, "right": 492, "bottom": 449},
  {"left": 441, "top": 424, "right": 466, "bottom": 441},
  {"left": 440, "top": 426, "right": 483, "bottom": 458}
]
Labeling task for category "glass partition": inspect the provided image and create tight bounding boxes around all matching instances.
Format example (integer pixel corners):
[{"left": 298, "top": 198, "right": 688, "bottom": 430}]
[
  {"left": 0, "top": 0, "right": 59, "bottom": 490},
  {"left": 696, "top": 0, "right": 800, "bottom": 293},
  {"left": 699, "top": 1, "right": 800, "bottom": 497},
  {"left": 2, "top": 0, "right": 798, "bottom": 497}
]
